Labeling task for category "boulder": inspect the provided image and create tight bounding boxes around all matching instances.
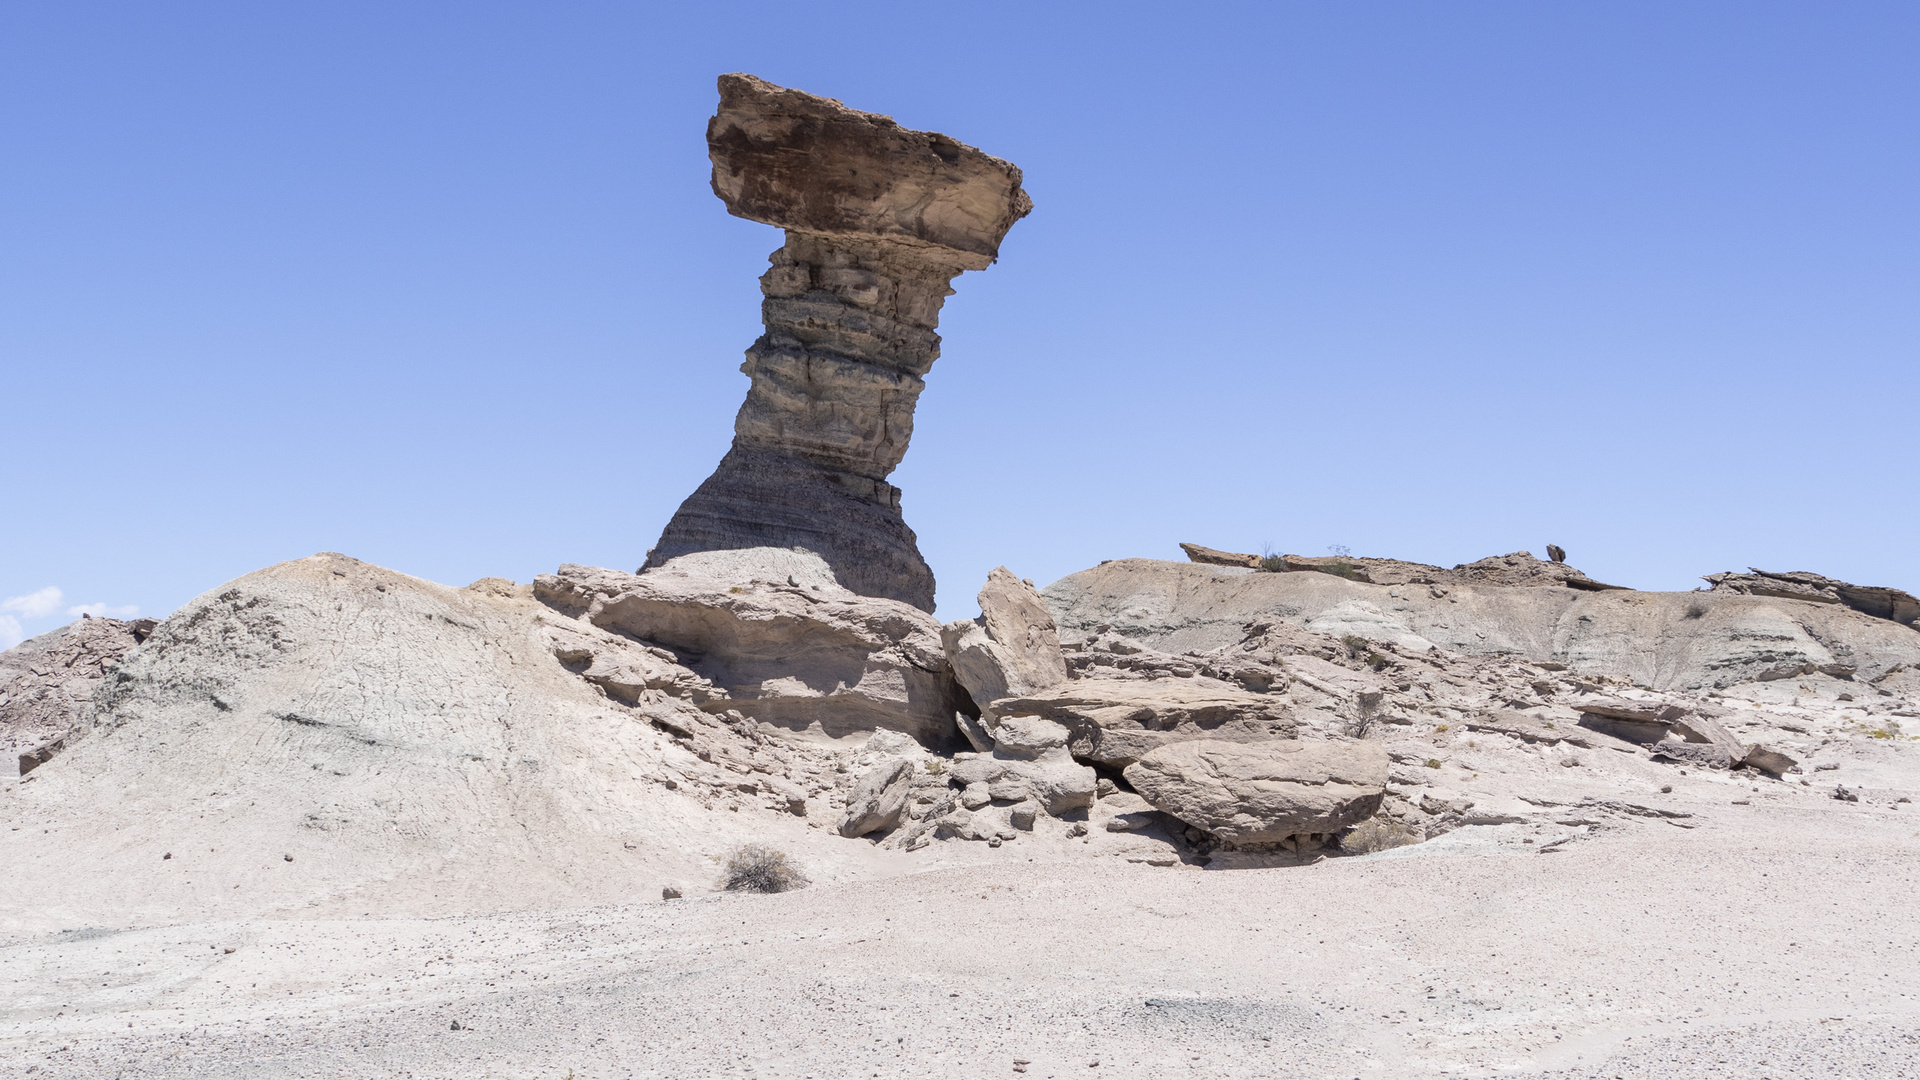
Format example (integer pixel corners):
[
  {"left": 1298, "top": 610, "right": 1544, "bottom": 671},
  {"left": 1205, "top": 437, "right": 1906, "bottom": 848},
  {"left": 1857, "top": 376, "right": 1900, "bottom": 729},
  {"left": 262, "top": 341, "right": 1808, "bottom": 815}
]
[
  {"left": 1740, "top": 744, "right": 1799, "bottom": 778},
  {"left": 643, "top": 74, "right": 1032, "bottom": 611},
  {"left": 1575, "top": 699, "right": 1689, "bottom": 745},
  {"left": 535, "top": 550, "right": 963, "bottom": 746},
  {"left": 1122, "top": 739, "right": 1390, "bottom": 845},
  {"left": 1, "top": 614, "right": 153, "bottom": 771},
  {"left": 838, "top": 757, "right": 915, "bottom": 837},
  {"left": 987, "top": 677, "right": 1296, "bottom": 768},
  {"left": 942, "top": 567, "right": 1069, "bottom": 722},
  {"left": 948, "top": 717, "right": 1096, "bottom": 816}
]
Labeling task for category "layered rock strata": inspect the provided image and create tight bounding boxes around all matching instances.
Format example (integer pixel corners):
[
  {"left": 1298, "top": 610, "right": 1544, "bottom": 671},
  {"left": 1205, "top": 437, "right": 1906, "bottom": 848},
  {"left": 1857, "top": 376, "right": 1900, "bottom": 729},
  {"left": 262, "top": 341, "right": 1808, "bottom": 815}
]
[
  {"left": 536, "top": 549, "right": 965, "bottom": 746},
  {"left": 1705, "top": 568, "right": 1920, "bottom": 628},
  {"left": 646, "top": 74, "right": 1032, "bottom": 612}
]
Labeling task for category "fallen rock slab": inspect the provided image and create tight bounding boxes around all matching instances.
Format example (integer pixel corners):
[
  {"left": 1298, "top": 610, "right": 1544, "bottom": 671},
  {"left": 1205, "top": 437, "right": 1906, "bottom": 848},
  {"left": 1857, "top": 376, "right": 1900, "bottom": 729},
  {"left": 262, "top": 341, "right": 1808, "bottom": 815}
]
[
  {"left": 838, "top": 757, "right": 915, "bottom": 837},
  {"left": 1122, "top": 739, "right": 1389, "bottom": 845}
]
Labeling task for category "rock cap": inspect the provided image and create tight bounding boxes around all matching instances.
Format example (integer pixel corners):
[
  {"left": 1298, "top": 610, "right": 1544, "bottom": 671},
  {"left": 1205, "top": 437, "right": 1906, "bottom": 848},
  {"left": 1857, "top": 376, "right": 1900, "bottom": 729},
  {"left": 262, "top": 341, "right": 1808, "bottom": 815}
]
[{"left": 708, "top": 73, "right": 1033, "bottom": 267}]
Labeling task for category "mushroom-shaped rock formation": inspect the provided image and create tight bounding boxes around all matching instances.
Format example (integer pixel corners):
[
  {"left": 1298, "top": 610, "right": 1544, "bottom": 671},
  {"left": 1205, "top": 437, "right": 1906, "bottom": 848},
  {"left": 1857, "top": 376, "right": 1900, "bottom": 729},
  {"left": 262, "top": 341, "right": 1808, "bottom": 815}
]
[{"left": 644, "top": 74, "right": 1032, "bottom": 613}]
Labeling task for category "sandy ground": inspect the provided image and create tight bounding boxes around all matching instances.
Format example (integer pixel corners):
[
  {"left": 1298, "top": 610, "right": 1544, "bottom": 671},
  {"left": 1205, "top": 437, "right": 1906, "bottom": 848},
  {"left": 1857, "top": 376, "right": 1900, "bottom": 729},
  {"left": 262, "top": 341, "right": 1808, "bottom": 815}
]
[{"left": 6, "top": 795, "right": 1918, "bottom": 1080}]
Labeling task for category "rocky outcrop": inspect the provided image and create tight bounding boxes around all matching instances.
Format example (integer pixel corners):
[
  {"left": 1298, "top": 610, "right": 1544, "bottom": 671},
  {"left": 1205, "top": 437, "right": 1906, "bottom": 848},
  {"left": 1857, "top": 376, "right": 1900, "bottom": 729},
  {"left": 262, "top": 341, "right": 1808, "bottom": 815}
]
[
  {"left": 1122, "top": 739, "right": 1389, "bottom": 846},
  {"left": 942, "top": 567, "right": 1068, "bottom": 725},
  {"left": 1178, "top": 544, "right": 1626, "bottom": 591},
  {"left": 947, "top": 716, "right": 1096, "bottom": 816},
  {"left": 3, "top": 552, "right": 828, "bottom": 921},
  {"left": 988, "top": 677, "right": 1296, "bottom": 768},
  {"left": 1178, "top": 543, "right": 1262, "bottom": 569},
  {"left": 838, "top": 756, "right": 915, "bottom": 837},
  {"left": 1044, "top": 558, "right": 1920, "bottom": 690},
  {"left": 2, "top": 614, "right": 154, "bottom": 774},
  {"left": 1705, "top": 568, "right": 1920, "bottom": 628},
  {"left": 644, "top": 74, "right": 1032, "bottom": 612},
  {"left": 536, "top": 549, "right": 964, "bottom": 746}
]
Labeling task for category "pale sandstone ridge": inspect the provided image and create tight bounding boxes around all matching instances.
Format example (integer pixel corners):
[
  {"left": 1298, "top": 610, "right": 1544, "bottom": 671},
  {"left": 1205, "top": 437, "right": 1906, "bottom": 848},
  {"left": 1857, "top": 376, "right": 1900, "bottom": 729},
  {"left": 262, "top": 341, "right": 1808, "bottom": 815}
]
[
  {"left": 1179, "top": 541, "right": 1626, "bottom": 590},
  {"left": 1705, "top": 567, "right": 1920, "bottom": 627},
  {"left": 1051, "top": 557, "right": 1920, "bottom": 690},
  {"left": 646, "top": 74, "right": 1032, "bottom": 611}
]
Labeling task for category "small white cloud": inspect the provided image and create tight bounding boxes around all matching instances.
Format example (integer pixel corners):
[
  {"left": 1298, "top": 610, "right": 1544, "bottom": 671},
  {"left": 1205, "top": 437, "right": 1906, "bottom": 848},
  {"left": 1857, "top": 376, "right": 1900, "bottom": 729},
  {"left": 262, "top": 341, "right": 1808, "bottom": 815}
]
[
  {"left": 68, "top": 603, "right": 140, "bottom": 619},
  {"left": 0, "top": 615, "right": 22, "bottom": 652},
  {"left": 1, "top": 586, "right": 64, "bottom": 620}
]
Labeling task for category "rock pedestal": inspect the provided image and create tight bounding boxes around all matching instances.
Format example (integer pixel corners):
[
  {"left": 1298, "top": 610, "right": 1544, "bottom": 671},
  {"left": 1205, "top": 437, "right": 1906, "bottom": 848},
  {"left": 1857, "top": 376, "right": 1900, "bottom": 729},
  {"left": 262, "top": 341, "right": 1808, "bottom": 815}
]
[{"left": 645, "top": 74, "right": 1032, "bottom": 612}]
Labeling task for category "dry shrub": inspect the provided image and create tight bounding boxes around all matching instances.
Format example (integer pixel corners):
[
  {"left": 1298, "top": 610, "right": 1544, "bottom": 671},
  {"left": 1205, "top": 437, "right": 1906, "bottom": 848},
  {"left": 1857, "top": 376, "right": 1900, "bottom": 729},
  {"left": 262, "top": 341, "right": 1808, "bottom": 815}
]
[
  {"left": 1341, "top": 817, "right": 1423, "bottom": 855},
  {"left": 722, "top": 843, "right": 809, "bottom": 893}
]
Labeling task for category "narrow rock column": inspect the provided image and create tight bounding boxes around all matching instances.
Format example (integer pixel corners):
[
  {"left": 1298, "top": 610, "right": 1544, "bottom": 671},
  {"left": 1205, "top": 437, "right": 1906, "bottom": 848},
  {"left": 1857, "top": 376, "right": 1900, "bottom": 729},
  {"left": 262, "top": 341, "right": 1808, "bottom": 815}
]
[{"left": 644, "top": 74, "right": 1031, "bottom": 612}]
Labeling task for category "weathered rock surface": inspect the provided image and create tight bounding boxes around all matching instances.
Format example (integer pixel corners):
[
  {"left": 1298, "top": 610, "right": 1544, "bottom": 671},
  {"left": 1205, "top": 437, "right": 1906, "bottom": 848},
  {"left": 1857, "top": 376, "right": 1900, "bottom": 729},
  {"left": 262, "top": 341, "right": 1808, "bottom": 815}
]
[
  {"left": 947, "top": 716, "right": 1096, "bottom": 816},
  {"left": 1705, "top": 568, "right": 1920, "bottom": 628},
  {"left": 1182, "top": 544, "right": 1626, "bottom": 591},
  {"left": 645, "top": 74, "right": 1032, "bottom": 612},
  {"left": 536, "top": 549, "right": 963, "bottom": 746},
  {"left": 1178, "top": 543, "right": 1261, "bottom": 569},
  {"left": 988, "top": 677, "right": 1296, "bottom": 768},
  {"left": 1, "top": 614, "right": 153, "bottom": 774},
  {"left": 1044, "top": 558, "right": 1920, "bottom": 690},
  {"left": 1122, "top": 739, "right": 1389, "bottom": 845},
  {"left": 942, "top": 567, "right": 1068, "bottom": 726},
  {"left": 838, "top": 756, "right": 915, "bottom": 837}
]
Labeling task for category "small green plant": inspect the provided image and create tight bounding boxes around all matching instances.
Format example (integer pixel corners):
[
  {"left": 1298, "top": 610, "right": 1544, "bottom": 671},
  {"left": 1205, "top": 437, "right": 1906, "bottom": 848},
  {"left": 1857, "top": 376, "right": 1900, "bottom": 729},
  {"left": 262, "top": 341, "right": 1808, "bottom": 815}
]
[
  {"left": 924, "top": 758, "right": 946, "bottom": 776},
  {"left": 1321, "top": 560, "right": 1366, "bottom": 581},
  {"left": 721, "top": 843, "right": 809, "bottom": 893},
  {"left": 1434, "top": 724, "right": 1450, "bottom": 733},
  {"left": 1366, "top": 651, "right": 1389, "bottom": 671},
  {"left": 1341, "top": 634, "right": 1368, "bottom": 654},
  {"left": 727, "top": 586, "right": 745, "bottom": 594},
  {"left": 1425, "top": 758, "right": 1441, "bottom": 769}
]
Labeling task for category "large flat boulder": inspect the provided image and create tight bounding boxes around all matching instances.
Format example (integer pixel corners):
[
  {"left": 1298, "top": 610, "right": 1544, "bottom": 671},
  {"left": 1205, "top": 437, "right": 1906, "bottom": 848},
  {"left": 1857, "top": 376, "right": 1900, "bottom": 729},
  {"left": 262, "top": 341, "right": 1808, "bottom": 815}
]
[
  {"left": 1122, "top": 739, "right": 1389, "bottom": 845},
  {"left": 988, "top": 677, "right": 1295, "bottom": 768},
  {"left": 536, "top": 549, "right": 963, "bottom": 746}
]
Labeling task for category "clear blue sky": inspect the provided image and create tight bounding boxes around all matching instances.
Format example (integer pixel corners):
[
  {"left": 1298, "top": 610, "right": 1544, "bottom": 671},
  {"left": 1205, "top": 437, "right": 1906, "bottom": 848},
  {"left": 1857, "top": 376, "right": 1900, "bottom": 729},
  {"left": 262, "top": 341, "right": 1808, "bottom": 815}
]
[{"left": 3, "top": 2, "right": 1915, "bottom": 645}]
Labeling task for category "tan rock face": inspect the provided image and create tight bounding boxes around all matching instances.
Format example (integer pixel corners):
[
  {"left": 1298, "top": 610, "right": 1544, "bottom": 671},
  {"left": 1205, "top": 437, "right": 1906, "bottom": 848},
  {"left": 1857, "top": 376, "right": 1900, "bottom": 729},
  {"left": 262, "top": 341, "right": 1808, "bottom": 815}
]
[
  {"left": 536, "top": 550, "right": 964, "bottom": 747},
  {"left": 989, "top": 677, "right": 1297, "bottom": 768},
  {"left": 943, "top": 567, "right": 1069, "bottom": 717},
  {"left": 1122, "top": 739, "right": 1389, "bottom": 845},
  {"left": 647, "top": 75, "right": 1032, "bottom": 612}
]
